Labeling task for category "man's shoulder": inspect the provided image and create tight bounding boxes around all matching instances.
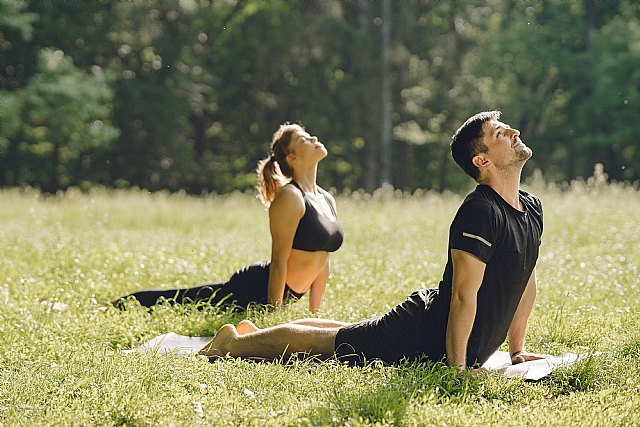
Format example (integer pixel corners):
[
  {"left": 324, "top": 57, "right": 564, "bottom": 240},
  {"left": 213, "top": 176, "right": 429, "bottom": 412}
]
[
  {"left": 518, "top": 189, "right": 541, "bottom": 203},
  {"left": 463, "top": 186, "right": 542, "bottom": 213},
  {"left": 461, "top": 186, "right": 500, "bottom": 210},
  {"left": 519, "top": 189, "right": 543, "bottom": 216},
  {"left": 455, "top": 188, "right": 501, "bottom": 225}
]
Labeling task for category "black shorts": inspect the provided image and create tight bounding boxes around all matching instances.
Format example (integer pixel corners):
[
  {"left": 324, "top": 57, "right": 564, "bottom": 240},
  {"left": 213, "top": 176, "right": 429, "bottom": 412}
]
[{"left": 334, "top": 288, "right": 447, "bottom": 365}]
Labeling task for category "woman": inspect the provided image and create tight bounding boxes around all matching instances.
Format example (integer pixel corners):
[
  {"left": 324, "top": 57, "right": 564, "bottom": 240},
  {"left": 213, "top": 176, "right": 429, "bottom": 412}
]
[{"left": 113, "top": 123, "right": 343, "bottom": 313}]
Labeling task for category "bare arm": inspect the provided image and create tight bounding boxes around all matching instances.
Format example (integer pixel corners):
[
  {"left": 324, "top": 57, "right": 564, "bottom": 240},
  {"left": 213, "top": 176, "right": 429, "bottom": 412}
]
[
  {"left": 508, "top": 267, "right": 544, "bottom": 364},
  {"left": 445, "top": 249, "right": 486, "bottom": 368},
  {"left": 308, "top": 260, "right": 329, "bottom": 314},
  {"left": 267, "top": 186, "right": 304, "bottom": 309},
  {"left": 307, "top": 187, "right": 337, "bottom": 313}
]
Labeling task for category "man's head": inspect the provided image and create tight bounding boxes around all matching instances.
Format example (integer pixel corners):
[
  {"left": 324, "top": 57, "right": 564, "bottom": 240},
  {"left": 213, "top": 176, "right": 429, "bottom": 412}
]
[
  {"left": 450, "top": 111, "right": 500, "bottom": 180},
  {"left": 451, "top": 111, "right": 531, "bottom": 181}
]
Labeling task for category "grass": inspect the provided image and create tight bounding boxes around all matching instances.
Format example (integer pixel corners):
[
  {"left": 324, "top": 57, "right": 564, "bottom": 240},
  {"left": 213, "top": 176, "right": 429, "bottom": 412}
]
[{"left": 1, "top": 178, "right": 639, "bottom": 426}]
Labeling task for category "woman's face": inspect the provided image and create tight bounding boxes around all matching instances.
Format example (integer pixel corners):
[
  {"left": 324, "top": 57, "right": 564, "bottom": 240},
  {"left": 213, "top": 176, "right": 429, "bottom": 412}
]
[{"left": 289, "top": 127, "right": 327, "bottom": 163}]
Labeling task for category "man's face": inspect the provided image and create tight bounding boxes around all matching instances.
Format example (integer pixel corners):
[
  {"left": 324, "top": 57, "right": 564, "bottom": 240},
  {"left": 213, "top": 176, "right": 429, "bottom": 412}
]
[{"left": 481, "top": 119, "right": 532, "bottom": 170}]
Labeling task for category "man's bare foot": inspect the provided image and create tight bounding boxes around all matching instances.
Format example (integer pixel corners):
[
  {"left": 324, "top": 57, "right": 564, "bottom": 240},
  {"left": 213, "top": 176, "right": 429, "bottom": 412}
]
[
  {"left": 236, "top": 319, "right": 260, "bottom": 335},
  {"left": 198, "top": 324, "right": 238, "bottom": 357}
]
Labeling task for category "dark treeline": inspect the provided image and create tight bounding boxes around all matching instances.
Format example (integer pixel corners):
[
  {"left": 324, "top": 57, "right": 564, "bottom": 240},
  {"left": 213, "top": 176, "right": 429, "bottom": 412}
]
[{"left": 1, "top": 0, "right": 638, "bottom": 194}]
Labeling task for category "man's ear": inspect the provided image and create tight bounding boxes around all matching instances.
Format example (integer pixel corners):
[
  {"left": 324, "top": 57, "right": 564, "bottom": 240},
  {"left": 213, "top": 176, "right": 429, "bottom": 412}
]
[{"left": 472, "top": 154, "right": 490, "bottom": 170}]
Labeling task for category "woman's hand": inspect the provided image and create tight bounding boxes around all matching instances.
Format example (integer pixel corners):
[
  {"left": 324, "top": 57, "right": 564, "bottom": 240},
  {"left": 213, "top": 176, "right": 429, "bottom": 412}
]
[{"left": 266, "top": 299, "right": 283, "bottom": 311}]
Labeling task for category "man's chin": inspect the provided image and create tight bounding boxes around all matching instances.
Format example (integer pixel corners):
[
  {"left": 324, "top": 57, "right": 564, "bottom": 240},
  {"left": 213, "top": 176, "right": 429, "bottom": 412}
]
[{"left": 518, "top": 147, "right": 533, "bottom": 161}]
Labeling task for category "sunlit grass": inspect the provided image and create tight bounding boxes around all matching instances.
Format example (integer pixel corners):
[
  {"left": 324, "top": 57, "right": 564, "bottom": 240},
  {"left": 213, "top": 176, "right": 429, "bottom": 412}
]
[{"left": 1, "top": 179, "right": 639, "bottom": 426}]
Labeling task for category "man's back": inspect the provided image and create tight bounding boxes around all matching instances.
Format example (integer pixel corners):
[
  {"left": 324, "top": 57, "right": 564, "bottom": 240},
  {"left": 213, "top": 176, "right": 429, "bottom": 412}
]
[{"left": 437, "top": 185, "right": 543, "bottom": 365}]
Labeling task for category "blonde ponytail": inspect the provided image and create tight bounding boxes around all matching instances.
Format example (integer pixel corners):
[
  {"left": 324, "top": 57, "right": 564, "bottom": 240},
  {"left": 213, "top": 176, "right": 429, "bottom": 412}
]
[{"left": 256, "top": 123, "right": 301, "bottom": 206}]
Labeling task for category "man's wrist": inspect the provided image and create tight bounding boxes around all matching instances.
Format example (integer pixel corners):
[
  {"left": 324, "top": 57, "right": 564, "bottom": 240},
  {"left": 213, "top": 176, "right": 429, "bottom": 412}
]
[
  {"left": 510, "top": 350, "right": 525, "bottom": 358},
  {"left": 446, "top": 356, "right": 466, "bottom": 368}
]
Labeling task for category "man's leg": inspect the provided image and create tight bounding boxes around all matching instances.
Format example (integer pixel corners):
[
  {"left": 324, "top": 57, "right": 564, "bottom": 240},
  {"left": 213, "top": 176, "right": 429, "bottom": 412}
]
[
  {"left": 236, "top": 318, "right": 350, "bottom": 335},
  {"left": 199, "top": 322, "right": 339, "bottom": 360},
  {"left": 290, "top": 319, "right": 351, "bottom": 328}
]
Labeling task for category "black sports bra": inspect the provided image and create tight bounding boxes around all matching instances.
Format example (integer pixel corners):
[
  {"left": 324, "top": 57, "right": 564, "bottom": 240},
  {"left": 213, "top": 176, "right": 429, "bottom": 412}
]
[{"left": 290, "top": 181, "right": 344, "bottom": 253}]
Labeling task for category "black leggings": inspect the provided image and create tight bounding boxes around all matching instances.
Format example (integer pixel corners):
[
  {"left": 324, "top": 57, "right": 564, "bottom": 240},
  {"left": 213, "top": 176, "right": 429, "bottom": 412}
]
[{"left": 115, "top": 260, "right": 304, "bottom": 309}]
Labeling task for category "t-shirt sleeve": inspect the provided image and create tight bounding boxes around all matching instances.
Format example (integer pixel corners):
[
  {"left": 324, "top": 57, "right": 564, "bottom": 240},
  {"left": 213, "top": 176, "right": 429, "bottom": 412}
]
[{"left": 449, "top": 199, "right": 499, "bottom": 263}]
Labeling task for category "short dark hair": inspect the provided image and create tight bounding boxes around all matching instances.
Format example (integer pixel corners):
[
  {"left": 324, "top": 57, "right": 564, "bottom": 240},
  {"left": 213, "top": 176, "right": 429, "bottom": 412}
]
[{"left": 450, "top": 111, "right": 501, "bottom": 180}]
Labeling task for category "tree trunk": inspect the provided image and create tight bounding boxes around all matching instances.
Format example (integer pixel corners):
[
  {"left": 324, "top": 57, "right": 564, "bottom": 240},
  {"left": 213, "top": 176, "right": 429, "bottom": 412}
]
[
  {"left": 49, "top": 143, "right": 61, "bottom": 193},
  {"left": 438, "top": 144, "right": 449, "bottom": 192},
  {"left": 380, "top": 0, "right": 392, "bottom": 188},
  {"left": 359, "top": 0, "right": 378, "bottom": 193}
]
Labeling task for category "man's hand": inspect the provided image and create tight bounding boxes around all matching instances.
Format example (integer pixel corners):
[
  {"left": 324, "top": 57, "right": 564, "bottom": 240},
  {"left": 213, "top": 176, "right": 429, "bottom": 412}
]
[{"left": 510, "top": 350, "right": 546, "bottom": 364}]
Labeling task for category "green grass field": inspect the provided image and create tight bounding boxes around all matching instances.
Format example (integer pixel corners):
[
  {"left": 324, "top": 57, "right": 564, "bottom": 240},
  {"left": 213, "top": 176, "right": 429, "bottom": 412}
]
[{"left": 1, "top": 179, "right": 639, "bottom": 426}]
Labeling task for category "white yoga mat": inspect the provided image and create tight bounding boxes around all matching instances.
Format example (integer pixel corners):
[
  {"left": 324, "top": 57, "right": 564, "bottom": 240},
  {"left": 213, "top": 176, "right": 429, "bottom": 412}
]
[
  {"left": 481, "top": 350, "right": 588, "bottom": 380},
  {"left": 123, "top": 333, "right": 587, "bottom": 380},
  {"left": 122, "top": 332, "right": 213, "bottom": 356}
]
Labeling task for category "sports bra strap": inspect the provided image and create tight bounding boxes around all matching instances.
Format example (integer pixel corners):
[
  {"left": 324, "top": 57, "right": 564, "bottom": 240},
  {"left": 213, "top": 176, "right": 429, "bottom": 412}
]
[
  {"left": 289, "top": 180, "right": 304, "bottom": 194},
  {"left": 325, "top": 192, "right": 337, "bottom": 217},
  {"left": 290, "top": 181, "right": 335, "bottom": 215},
  {"left": 288, "top": 180, "right": 343, "bottom": 253}
]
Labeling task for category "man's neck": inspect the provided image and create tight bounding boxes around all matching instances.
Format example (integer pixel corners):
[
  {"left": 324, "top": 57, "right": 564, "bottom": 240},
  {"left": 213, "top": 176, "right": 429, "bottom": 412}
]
[{"left": 479, "top": 171, "right": 523, "bottom": 211}]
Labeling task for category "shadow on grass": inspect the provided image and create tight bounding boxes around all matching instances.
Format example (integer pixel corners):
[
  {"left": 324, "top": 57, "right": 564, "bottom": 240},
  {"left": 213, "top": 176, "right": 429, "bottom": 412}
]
[
  {"left": 299, "top": 359, "right": 483, "bottom": 426},
  {"left": 539, "top": 352, "right": 607, "bottom": 396},
  {"left": 541, "top": 331, "right": 640, "bottom": 398},
  {"left": 621, "top": 333, "right": 640, "bottom": 361}
]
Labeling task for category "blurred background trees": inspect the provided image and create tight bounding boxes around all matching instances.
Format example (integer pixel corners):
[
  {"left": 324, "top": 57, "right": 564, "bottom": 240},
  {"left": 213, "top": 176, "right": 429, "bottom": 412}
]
[{"left": 1, "top": 0, "right": 638, "bottom": 194}]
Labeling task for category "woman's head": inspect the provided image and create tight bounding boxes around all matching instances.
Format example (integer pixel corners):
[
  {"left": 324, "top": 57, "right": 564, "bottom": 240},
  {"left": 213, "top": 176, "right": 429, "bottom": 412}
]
[{"left": 257, "top": 123, "right": 303, "bottom": 206}]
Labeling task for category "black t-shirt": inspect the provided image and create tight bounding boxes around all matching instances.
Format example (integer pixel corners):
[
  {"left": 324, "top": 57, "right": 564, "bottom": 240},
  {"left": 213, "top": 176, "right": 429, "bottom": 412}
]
[{"left": 436, "top": 185, "right": 543, "bottom": 366}]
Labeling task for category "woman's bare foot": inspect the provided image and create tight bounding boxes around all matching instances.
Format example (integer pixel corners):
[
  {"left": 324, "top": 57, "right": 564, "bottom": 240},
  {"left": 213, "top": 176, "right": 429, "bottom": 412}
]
[
  {"left": 236, "top": 319, "right": 260, "bottom": 335},
  {"left": 198, "top": 324, "right": 238, "bottom": 357}
]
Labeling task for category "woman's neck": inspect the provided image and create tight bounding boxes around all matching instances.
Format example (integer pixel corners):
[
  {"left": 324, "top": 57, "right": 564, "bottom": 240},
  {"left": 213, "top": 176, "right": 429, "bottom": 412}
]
[{"left": 292, "top": 167, "right": 318, "bottom": 194}]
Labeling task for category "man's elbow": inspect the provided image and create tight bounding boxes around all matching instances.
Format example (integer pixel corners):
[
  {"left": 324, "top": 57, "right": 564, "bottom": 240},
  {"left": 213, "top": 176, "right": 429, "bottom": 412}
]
[{"left": 450, "top": 291, "right": 477, "bottom": 309}]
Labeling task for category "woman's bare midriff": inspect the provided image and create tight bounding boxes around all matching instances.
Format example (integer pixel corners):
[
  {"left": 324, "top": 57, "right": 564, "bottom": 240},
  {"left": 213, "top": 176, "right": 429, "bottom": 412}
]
[{"left": 285, "top": 248, "right": 330, "bottom": 294}]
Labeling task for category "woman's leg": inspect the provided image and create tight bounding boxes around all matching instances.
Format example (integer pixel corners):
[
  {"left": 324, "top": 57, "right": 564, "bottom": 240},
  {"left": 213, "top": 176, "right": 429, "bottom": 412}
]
[
  {"left": 113, "top": 260, "right": 272, "bottom": 309},
  {"left": 113, "top": 282, "right": 223, "bottom": 308},
  {"left": 214, "top": 261, "right": 271, "bottom": 308}
]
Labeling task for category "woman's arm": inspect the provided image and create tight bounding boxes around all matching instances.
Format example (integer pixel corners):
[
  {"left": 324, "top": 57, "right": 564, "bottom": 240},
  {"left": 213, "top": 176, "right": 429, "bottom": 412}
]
[
  {"left": 267, "top": 186, "right": 304, "bottom": 309},
  {"left": 308, "top": 260, "right": 330, "bottom": 314}
]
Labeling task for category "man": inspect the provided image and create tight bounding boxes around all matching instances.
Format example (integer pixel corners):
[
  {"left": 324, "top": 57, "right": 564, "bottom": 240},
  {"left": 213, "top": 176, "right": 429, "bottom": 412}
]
[{"left": 200, "top": 111, "right": 545, "bottom": 369}]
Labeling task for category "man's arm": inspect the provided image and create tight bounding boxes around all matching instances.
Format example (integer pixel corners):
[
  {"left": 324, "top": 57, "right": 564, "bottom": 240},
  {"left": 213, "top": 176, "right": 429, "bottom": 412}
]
[
  {"left": 508, "top": 266, "right": 545, "bottom": 364},
  {"left": 445, "top": 249, "right": 486, "bottom": 368}
]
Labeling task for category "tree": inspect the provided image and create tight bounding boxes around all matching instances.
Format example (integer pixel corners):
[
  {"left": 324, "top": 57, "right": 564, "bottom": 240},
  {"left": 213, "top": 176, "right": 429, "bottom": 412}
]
[
  {"left": 1, "top": 1, "right": 638, "bottom": 193},
  {"left": 3, "top": 48, "right": 117, "bottom": 191}
]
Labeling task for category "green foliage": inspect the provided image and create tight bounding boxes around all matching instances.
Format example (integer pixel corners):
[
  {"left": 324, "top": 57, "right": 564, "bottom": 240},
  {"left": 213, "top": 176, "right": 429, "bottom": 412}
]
[
  {"left": 2, "top": 48, "right": 118, "bottom": 190},
  {"left": 0, "top": 182, "right": 639, "bottom": 425},
  {"left": 1, "top": 1, "right": 640, "bottom": 193},
  {"left": 0, "top": 0, "right": 37, "bottom": 41}
]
